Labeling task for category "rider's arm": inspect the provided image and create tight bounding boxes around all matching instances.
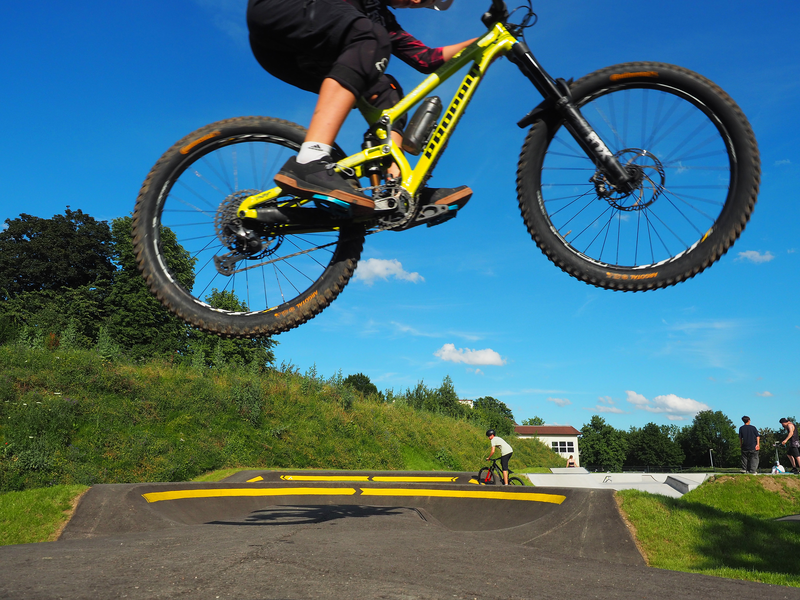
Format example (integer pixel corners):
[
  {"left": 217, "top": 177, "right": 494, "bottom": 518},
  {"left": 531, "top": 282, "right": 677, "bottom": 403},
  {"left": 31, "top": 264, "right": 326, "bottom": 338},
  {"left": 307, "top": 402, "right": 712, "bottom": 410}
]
[
  {"left": 441, "top": 38, "right": 478, "bottom": 61},
  {"left": 783, "top": 423, "right": 795, "bottom": 444},
  {"left": 384, "top": 12, "right": 474, "bottom": 73},
  {"left": 486, "top": 445, "right": 496, "bottom": 460}
]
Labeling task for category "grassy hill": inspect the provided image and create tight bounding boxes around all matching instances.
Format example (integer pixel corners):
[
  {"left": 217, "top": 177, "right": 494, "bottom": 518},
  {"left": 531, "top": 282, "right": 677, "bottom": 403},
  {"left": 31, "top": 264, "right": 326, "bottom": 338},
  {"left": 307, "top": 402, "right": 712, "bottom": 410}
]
[
  {"left": 617, "top": 475, "right": 800, "bottom": 587},
  {"left": 0, "top": 345, "right": 563, "bottom": 491}
]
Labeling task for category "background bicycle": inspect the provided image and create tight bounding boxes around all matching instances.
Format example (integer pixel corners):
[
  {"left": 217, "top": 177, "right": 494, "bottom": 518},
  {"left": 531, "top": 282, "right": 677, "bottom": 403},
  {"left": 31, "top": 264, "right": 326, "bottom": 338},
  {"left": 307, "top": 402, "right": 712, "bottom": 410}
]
[{"left": 478, "top": 457, "right": 525, "bottom": 486}]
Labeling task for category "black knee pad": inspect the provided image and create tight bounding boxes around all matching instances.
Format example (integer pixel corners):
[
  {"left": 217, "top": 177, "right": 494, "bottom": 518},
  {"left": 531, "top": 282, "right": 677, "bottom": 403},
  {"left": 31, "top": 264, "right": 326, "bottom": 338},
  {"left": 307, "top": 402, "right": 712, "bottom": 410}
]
[
  {"left": 328, "top": 18, "right": 391, "bottom": 98},
  {"left": 365, "top": 74, "right": 407, "bottom": 132}
]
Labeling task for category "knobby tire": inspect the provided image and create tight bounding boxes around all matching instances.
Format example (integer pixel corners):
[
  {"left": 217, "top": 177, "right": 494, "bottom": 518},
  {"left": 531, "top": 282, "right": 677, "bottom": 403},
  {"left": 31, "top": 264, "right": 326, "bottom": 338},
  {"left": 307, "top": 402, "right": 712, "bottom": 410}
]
[
  {"left": 132, "top": 117, "right": 365, "bottom": 337},
  {"left": 517, "top": 62, "right": 760, "bottom": 291}
]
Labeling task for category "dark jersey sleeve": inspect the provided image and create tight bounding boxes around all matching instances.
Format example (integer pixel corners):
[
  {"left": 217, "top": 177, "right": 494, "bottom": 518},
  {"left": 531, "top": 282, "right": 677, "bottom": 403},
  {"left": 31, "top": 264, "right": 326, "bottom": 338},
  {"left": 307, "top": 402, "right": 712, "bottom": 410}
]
[
  {"left": 383, "top": 9, "right": 445, "bottom": 74},
  {"left": 344, "top": 0, "right": 446, "bottom": 74}
]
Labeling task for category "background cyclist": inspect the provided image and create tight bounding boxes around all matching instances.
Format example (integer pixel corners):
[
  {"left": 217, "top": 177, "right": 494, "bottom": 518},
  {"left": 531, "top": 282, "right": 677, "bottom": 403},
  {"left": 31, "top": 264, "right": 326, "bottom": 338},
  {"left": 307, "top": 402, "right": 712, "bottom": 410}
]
[{"left": 486, "top": 429, "right": 513, "bottom": 485}]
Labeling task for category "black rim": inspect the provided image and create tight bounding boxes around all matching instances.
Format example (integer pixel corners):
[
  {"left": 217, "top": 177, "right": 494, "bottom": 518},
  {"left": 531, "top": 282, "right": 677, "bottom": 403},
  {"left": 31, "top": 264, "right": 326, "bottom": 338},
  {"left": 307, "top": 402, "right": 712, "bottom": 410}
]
[{"left": 538, "top": 82, "right": 736, "bottom": 270}]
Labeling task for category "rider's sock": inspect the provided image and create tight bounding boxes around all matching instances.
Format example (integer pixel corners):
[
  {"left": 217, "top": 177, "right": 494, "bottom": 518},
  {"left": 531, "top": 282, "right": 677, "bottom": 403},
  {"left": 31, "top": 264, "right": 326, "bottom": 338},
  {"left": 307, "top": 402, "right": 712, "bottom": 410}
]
[{"left": 297, "top": 142, "right": 334, "bottom": 165}]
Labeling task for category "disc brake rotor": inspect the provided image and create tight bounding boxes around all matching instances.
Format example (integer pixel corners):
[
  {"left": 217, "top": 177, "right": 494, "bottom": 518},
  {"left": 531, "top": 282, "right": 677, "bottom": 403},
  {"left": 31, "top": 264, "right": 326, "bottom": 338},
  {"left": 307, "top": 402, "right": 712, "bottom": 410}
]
[{"left": 591, "top": 148, "right": 665, "bottom": 211}]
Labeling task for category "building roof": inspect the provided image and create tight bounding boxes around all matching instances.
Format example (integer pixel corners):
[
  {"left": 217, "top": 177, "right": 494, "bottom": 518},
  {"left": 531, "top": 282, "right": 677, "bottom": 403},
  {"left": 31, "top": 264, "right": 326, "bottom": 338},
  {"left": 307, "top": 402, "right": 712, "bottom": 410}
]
[{"left": 515, "top": 425, "right": 581, "bottom": 436}]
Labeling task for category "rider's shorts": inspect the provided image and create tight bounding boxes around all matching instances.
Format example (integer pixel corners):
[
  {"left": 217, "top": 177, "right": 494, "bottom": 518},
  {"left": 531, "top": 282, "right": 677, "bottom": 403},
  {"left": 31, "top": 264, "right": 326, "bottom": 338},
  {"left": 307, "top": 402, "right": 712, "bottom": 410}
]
[
  {"left": 247, "top": 0, "right": 402, "bottom": 124},
  {"left": 500, "top": 452, "right": 513, "bottom": 472}
]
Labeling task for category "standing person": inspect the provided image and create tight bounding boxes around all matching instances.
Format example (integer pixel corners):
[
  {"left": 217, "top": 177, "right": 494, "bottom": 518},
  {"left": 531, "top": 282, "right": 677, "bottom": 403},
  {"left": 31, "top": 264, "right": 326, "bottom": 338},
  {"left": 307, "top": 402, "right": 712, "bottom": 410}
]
[
  {"left": 779, "top": 418, "right": 800, "bottom": 475},
  {"left": 738, "top": 416, "right": 760, "bottom": 474},
  {"left": 246, "top": 0, "right": 476, "bottom": 213},
  {"left": 486, "top": 429, "right": 513, "bottom": 485},
  {"left": 566, "top": 455, "right": 577, "bottom": 468}
]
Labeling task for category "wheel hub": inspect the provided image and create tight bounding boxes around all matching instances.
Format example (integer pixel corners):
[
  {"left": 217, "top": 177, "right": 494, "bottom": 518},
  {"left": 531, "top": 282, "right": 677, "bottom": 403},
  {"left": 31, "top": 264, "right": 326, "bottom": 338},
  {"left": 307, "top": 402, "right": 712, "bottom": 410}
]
[
  {"left": 591, "top": 148, "right": 665, "bottom": 211},
  {"left": 215, "top": 190, "right": 283, "bottom": 258}
]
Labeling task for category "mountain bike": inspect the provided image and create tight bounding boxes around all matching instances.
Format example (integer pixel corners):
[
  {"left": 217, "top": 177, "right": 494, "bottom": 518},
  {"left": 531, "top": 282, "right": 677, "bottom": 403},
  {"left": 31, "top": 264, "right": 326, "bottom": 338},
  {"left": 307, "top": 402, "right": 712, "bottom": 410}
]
[
  {"left": 132, "top": 0, "right": 760, "bottom": 337},
  {"left": 478, "top": 457, "right": 524, "bottom": 486}
]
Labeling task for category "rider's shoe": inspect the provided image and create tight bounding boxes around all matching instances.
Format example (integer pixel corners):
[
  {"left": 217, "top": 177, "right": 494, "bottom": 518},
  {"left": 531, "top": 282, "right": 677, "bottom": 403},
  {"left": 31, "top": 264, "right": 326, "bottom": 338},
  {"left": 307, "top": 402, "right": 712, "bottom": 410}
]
[
  {"left": 275, "top": 156, "right": 375, "bottom": 214},
  {"left": 418, "top": 185, "right": 473, "bottom": 210}
]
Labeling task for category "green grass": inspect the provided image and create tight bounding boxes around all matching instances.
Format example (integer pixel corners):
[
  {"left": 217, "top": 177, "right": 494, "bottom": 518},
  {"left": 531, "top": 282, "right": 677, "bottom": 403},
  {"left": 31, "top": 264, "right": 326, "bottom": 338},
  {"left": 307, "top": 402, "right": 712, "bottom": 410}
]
[
  {"left": 617, "top": 475, "right": 800, "bottom": 587},
  {"left": 0, "top": 344, "right": 561, "bottom": 546},
  {"left": 0, "top": 345, "right": 561, "bottom": 492},
  {"left": 191, "top": 468, "right": 243, "bottom": 482},
  {"left": 0, "top": 485, "right": 88, "bottom": 546}
]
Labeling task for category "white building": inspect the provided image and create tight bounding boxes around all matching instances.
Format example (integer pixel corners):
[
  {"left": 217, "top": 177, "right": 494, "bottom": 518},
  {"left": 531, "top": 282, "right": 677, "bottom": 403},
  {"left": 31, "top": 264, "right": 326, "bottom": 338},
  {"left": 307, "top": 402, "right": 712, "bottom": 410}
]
[{"left": 515, "top": 425, "right": 581, "bottom": 467}]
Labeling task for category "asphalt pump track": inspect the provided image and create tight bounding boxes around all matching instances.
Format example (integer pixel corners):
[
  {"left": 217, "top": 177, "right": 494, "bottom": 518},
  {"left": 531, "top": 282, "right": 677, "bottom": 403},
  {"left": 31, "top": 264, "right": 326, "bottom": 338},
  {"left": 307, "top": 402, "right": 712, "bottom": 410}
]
[{"left": 1, "top": 470, "right": 796, "bottom": 599}]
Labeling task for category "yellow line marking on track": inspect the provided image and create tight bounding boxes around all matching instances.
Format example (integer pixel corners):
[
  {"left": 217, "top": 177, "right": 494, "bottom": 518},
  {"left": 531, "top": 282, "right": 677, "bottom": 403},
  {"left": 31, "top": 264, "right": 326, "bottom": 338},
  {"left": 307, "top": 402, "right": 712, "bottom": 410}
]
[
  {"left": 468, "top": 479, "right": 479, "bottom": 485},
  {"left": 246, "top": 476, "right": 264, "bottom": 482},
  {"left": 371, "top": 476, "right": 458, "bottom": 483},
  {"left": 361, "top": 488, "right": 566, "bottom": 504},
  {"left": 280, "top": 475, "right": 370, "bottom": 482},
  {"left": 142, "top": 488, "right": 357, "bottom": 503}
]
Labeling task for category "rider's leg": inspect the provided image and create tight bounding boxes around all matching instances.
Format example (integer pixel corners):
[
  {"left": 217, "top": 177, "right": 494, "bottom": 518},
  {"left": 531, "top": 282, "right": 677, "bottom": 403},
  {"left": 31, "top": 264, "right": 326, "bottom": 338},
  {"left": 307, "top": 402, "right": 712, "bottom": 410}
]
[
  {"left": 500, "top": 453, "right": 512, "bottom": 485},
  {"left": 254, "top": 9, "right": 392, "bottom": 210},
  {"left": 299, "top": 78, "right": 357, "bottom": 161},
  {"left": 275, "top": 77, "right": 375, "bottom": 210},
  {"left": 365, "top": 77, "right": 473, "bottom": 207}
]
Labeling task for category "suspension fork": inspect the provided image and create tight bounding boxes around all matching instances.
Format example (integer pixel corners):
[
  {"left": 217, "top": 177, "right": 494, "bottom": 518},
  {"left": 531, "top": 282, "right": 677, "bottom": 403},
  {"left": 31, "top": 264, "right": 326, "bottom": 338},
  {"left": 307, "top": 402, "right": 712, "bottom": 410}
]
[{"left": 510, "top": 41, "right": 634, "bottom": 191}]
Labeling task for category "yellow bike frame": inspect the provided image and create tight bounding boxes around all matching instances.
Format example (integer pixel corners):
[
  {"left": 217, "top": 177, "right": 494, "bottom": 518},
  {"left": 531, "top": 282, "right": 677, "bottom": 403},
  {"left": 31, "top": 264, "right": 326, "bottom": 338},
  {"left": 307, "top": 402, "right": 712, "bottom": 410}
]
[{"left": 236, "top": 22, "right": 519, "bottom": 221}]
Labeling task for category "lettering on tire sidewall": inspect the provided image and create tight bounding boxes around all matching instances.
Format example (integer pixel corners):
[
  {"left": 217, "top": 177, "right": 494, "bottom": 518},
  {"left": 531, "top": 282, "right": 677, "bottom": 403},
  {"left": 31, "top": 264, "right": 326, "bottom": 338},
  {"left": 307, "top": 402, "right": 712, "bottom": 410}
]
[{"left": 273, "top": 290, "right": 319, "bottom": 319}]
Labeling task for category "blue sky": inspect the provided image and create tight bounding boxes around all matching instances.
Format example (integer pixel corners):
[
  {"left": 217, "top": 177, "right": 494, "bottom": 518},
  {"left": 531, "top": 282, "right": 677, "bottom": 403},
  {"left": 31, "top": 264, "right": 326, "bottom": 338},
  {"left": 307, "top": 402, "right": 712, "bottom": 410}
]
[{"left": 3, "top": 1, "right": 798, "bottom": 433}]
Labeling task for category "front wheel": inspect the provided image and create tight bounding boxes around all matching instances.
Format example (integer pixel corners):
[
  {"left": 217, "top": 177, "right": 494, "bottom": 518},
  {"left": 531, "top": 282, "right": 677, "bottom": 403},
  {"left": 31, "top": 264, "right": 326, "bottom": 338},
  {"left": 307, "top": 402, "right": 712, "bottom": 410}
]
[
  {"left": 132, "top": 116, "right": 365, "bottom": 337},
  {"left": 477, "top": 467, "right": 495, "bottom": 485},
  {"left": 517, "top": 62, "right": 760, "bottom": 291}
]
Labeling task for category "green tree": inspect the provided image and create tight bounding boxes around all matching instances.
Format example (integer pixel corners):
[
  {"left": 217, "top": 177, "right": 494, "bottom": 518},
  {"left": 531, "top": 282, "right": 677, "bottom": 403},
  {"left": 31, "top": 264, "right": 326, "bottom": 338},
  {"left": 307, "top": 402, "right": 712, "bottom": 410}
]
[
  {"left": 626, "top": 422, "right": 685, "bottom": 468},
  {"left": 472, "top": 396, "right": 515, "bottom": 437},
  {"left": 425, "top": 375, "right": 464, "bottom": 418},
  {"left": 579, "top": 415, "right": 629, "bottom": 470},
  {"left": 103, "top": 216, "right": 195, "bottom": 359},
  {"left": 522, "top": 416, "right": 545, "bottom": 426},
  {"left": 343, "top": 373, "right": 380, "bottom": 398},
  {"left": 473, "top": 397, "right": 514, "bottom": 420},
  {"left": 187, "top": 289, "right": 276, "bottom": 370},
  {"left": 0, "top": 208, "right": 114, "bottom": 300},
  {"left": 676, "top": 410, "right": 738, "bottom": 468},
  {"left": 398, "top": 376, "right": 465, "bottom": 419}
]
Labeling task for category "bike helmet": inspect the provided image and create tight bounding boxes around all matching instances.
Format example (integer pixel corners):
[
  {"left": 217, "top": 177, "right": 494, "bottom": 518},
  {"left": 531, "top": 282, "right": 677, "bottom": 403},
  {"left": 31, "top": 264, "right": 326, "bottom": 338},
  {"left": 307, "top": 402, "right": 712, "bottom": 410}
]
[
  {"left": 486, "top": 429, "right": 495, "bottom": 437},
  {"left": 428, "top": 0, "right": 454, "bottom": 10}
]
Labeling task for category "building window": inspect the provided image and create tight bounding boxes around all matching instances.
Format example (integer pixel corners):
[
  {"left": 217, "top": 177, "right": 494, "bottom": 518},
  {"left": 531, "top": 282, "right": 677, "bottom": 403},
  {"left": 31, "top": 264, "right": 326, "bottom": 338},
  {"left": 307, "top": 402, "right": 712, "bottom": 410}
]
[{"left": 551, "top": 441, "right": 575, "bottom": 453}]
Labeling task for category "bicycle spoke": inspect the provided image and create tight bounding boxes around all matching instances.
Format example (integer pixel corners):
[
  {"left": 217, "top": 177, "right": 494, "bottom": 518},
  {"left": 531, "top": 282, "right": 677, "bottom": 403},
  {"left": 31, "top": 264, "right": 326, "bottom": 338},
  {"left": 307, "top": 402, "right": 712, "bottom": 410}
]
[
  {"left": 156, "top": 136, "right": 347, "bottom": 313},
  {"left": 539, "top": 84, "right": 732, "bottom": 268}
]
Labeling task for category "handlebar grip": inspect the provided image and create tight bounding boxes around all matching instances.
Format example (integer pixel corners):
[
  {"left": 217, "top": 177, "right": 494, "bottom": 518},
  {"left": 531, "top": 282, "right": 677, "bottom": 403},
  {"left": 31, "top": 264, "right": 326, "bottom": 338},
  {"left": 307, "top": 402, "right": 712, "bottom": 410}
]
[{"left": 483, "top": 0, "right": 509, "bottom": 27}]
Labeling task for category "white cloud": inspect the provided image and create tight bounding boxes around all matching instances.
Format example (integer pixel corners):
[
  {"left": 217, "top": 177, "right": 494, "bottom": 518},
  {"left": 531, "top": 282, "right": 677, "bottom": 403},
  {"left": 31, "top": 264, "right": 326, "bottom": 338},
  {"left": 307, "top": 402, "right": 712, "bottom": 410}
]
[
  {"left": 354, "top": 258, "right": 424, "bottom": 286},
  {"left": 191, "top": 0, "right": 247, "bottom": 43},
  {"left": 735, "top": 250, "right": 775, "bottom": 264},
  {"left": 391, "top": 322, "right": 439, "bottom": 338},
  {"left": 434, "top": 343, "right": 506, "bottom": 366},
  {"left": 756, "top": 391, "right": 773, "bottom": 397},
  {"left": 625, "top": 390, "right": 710, "bottom": 417},
  {"left": 467, "top": 368, "right": 484, "bottom": 376},
  {"left": 660, "top": 319, "right": 750, "bottom": 370},
  {"left": 587, "top": 395, "right": 625, "bottom": 414},
  {"left": 547, "top": 397, "right": 572, "bottom": 407},
  {"left": 775, "top": 159, "right": 791, "bottom": 166}
]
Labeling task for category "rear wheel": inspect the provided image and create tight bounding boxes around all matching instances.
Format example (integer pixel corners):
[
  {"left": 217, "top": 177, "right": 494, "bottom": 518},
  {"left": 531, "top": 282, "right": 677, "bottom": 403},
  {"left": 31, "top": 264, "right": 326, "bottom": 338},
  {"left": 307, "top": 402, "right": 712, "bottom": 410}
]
[
  {"left": 132, "top": 116, "right": 365, "bottom": 336},
  {"left": 508, "top": 477, "right": 525, "bottom": 486},
  {"left": 517, "top": 62, "right": 760, "bottom": 290}
]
